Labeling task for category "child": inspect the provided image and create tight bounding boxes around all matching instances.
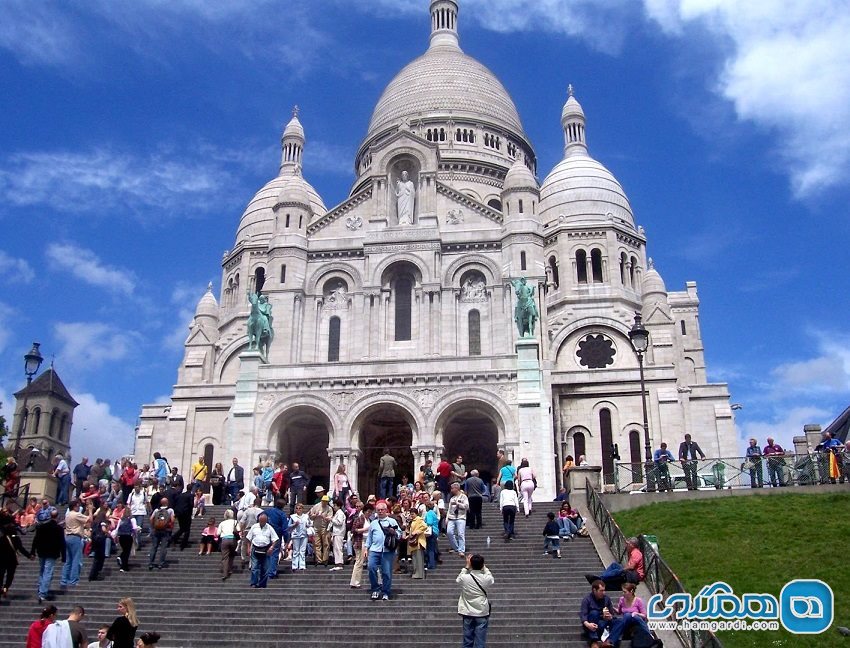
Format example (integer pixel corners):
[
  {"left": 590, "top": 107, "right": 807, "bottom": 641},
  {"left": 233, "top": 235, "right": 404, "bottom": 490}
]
[
  {"left": 542, "top": 511, "right": 561, "bottom": 559},
  {"left": 192, "top": 490, "right": 206, "bottom": 518},
  {"left": 199, "top": 517, "right": 219, "bottom": 555}
]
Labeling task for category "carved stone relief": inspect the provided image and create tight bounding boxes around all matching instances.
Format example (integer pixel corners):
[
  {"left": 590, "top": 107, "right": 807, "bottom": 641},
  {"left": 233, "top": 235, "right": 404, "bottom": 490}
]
[
  {"left": 446, "top": 208, "right": 464, "bottom": 225},
  {"left": 345, "top": 215, "right": 363, "bottom": 231}
]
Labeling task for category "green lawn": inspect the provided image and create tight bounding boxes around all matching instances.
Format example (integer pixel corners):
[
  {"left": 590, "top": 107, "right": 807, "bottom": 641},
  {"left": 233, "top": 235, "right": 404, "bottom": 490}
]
[{"left": 612, "top": 492, "right": 850, "bottom": 648}]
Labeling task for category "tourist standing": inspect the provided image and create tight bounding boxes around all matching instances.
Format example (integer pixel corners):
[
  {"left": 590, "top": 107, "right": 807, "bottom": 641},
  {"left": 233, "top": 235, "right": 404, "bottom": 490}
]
[
  {"left": 333, "top": 464, "right": 350, "bottom": 504},
  {"left": 365, "top": 501, "right": 400, "bottom": 600},
  {"left": 349, "top": 502, "right": 372, "bottom": 588},
  {"left": 225, "top": 458, "right": 244, "bottom": 505},
  {"left": 745, "top": 438, "right": 764, "bottom": 488},
  {"left": 763, "top": 438, "right": 787, "bottom": 487},
  {"left": 457, "top": 553, "right": 493, "bottom": 648},
  {"left": 114, "top": 508, "right": 139, "bottom": 572},
  {"left": 652, "top": 443, "right": 675, "bottom": 492},
  {"left": 53, "top": 454, "right": 71, "bottom": 506},
  {"left": 190, "top": 456, "right": 207, "bottom": 494},
  {"left": 378, "top": 449, "right": 397, "bottom": 499},
  {"left": 209, "top": 462, "right": 225, "bottom": 505},
  {"left": 126, "top": 484, "right": 147, "bottom": 548},
  {"left": 217, "top": 509, "right": 238, "bottom": 580},
  {"left": 31, "top": 509, "right": 64, "bottom": 603},
  {"left": 407, "top": 508, "right": 427, "bottom": 579},
  {"left": 447, "top": 482, "right": 469, "bottom": 557},
  {"left": 288, "top": 463, "right": 309, "bottom": 513},
  {"left": 60, "top": 500, "right": 91, "bottom": 589},
  {"left": 288, "top": 502, "right": 311, "bottom": 571},
  {"left": 308, "top": 494, "right": 333, "bottom": 567},
  {"left": 262, "top": 499, "right": 289, "bottom": 580},
  {"left": 678, "top": 434, "right": 705, "bottom": 490},
  {"left": 499, "top": 480, "right": 519, "bottom": 541},
  {"left": 148, "top": 497, "right": 174, "bottom": 570},
  {"left": 436, "top": 456, "right": 453, "bottom": 499},
  {"left": 106, "top": 598, "right": 139, "bottom": 648},
  {"left": 72, "top": 458, "right": 91, "bottom": 500},
  {"left": 329, "top": 499, "right": 347, "bottom": 571},
  {"left": 464, "top": 470, "right": 486, "bottom": 529},
  {"left": 246, "top": 513, "right": 278, "bottom": 588},
  {"left": 26, "top": 604, "right": 58, "bottom": 648}
]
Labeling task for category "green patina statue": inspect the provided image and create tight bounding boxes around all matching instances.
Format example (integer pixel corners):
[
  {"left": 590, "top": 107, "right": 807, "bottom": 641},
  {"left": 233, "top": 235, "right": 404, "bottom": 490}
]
[
  {"left": 510, "top": 277, "right": 538, "bottom": 338},
  {"left": 247, "top": 290, "right": 274, "bottom": 356}
]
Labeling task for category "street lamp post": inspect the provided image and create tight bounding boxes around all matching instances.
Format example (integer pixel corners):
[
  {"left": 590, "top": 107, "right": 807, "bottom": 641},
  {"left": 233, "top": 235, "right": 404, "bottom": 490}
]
[
  {"left": 14, "top": 342, "right": 44, "bottom": 458},
  {"left": 628, "top": 314, "right": 653, "bottom": 483}
]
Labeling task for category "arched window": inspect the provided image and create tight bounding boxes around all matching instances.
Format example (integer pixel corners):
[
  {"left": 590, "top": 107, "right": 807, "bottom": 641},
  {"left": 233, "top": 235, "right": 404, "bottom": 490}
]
[
  {"left": 630, "top": 256, "right": 637, "bottom": 286},
  {"left": 629, "top": 430, "right": 643, "bottom": 481},
  {"left": 254, "top": 267, "right": 265, "bottom": 294},
  {"left": 599, "top": 408, "right": 614, "bottom": 483},
  {"left": 328, "top": 316, "right": 341, "bottom": 362},
  {"left": 487, "top": 198, "right": 502, "bottom": 211},
  {"left": 680, "top": 320, "right": 687, "bottom": 335},
  {"left": 203, "top": 444, "right": 214, "bottom": 475},
  {"left": 620, "top": 252, "right": 627, "bottom": 284},
  {"left": 548, "top": 256, "right": 559, "bottom": 288},
  {"left": 299, "top": 215, "right": 303, "bottom": 229},
  {"left": 591, "top": 249, "right": 603, "bottom": 283},
  {"left": 281, "top": 265, "right": 286, "bottom": 284},
  {"left": 573, "top": 432, "right": 586, "bottom": 462},
  {"left": 394, "top": 276, "right": 413, "bottom": 341},
  {"left": 32, "top": 407, "right": 41, "bottom": 436},
  {"left": 518, "top": 199, "right": 524, "bottom": 214},
  {"left": 520, "top": 251, "right": 527, "bottom": 271},
  {"left": 60, "top": 413, "right": 69, "bottom": 442},
  {"left": 49, "top": 409, "right": 58, "bottom": 438},
  {"left": 576, "top": 249, "right": 588, "bottom": 284},
  {"left": 468, "top": 309, "right": 481, "bottom": 356},
  {"left": 285, "top": 213, "right": 290, "bottom": 228}
]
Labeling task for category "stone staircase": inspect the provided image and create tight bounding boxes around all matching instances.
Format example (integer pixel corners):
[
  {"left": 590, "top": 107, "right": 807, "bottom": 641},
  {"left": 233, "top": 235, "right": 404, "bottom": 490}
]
[{"left": 0, "top": 502, "right": 607, "bottom": 647}]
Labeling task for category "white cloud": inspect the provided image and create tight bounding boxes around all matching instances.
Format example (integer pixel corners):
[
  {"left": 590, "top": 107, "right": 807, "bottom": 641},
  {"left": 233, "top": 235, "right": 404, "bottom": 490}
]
[
  {"left": 46, "top": 243, "right": 136, "bottom": 296},
  {"left": 306, "top": 141, "right": 355, "bottom": 178},
  {"left": 0, "top": 302, "right": 17, "bottom": 354},
  {"left": 53, "top": 322, "right": 138, "bottom": 369},
  {"left": 0, "top": 251, "right": 34, "bottom": 284},
  {"left": 0, "top": 148, "right": 236, "bottom": 217},
  {"left": 771, "top": 331, "right": 850, "bottom": 394},
  {"left": 70, "top": 392, "right": 135, "bottom": 462},
  {"left": 0, "top": 2, "right": 82, "bottom": 68},
  {"left": 643, "top": 0, "right": 850, "bottom": 197}
]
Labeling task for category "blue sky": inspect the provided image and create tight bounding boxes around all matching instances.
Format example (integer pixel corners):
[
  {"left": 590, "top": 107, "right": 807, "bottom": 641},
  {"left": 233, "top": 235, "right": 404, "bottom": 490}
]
[{"left": 1, "top": 0, "right": 849, "bottom": 462}]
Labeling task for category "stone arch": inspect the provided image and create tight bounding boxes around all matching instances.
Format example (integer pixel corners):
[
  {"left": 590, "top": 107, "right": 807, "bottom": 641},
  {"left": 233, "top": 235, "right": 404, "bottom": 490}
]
[
  {"left": 375, "top": 145, "right": 429, "bottom": 177},
  {"left": 305, "top": 262, "right": 363, "bottom": 294},
  {"left": 259, "top": 395, "right": 342, "bottom": 447},
  {"left": 443, "top": 254, "right": 500, "bottom": 287},
  {"left": 217, "top": 341, "right": 249, "bottom": 382},
  {"left": 428, "top": 387, "right": 516, "bottom": 444},
  {"left": 372, "top": 253, "right": 431, "bottom": 286},
  {"left": 551, "top": 317, "right": 636, "bottom": 370},
  {"left": 345, "top": 393, "right": 424, "bottom": 449}
]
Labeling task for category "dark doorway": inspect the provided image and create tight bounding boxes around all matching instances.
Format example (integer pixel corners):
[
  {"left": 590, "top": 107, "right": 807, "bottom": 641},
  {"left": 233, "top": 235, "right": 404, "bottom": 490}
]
[
  {"left": 357, "top": 405, "right": 414, "bottom": 497},
  {"left": 628, "top": 429, "right": 643, "bottom": 482},
  {"left": 276, "top": 407, "right": 331, "bottom": 504},
  {"left": 441, "top": 403, "right": 499, "bottom": 486}
]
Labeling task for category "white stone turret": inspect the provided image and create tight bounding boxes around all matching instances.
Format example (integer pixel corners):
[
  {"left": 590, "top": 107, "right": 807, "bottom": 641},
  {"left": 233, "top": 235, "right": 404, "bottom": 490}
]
[
  {"left": 562, "top": 84, "right": 587, "bottom": 157},
  {"left": 429, "top": 0, "right": 460, "bottom": 50},
  {"left": 280, "top": 106, "right": 305, "bottom": 175}
]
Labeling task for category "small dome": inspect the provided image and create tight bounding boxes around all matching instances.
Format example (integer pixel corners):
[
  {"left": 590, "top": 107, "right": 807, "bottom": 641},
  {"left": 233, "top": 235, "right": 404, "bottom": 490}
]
[
  {"left": 195, "top": 283, "right": 219, "bottom": 320},
  {"left": 642, "top": 260, "right": 667, "bottom": 299},
  {"left": 539, "top": 154, "right": 634, "bottom": 227},
  {"left": 283, "top": 110, "right": 305, "bottom": 141},
  {"left": 236, "top": 175, "right": 326, "bottom": 244},
  {"left": 278, "top": 179, "right": 311, "bottom": 207},
  {"left": 502, "top": 158, "right": 537, "bottom": 192},
  {"left": 561, "top": 94, "right": 585, "bottom": 123}
]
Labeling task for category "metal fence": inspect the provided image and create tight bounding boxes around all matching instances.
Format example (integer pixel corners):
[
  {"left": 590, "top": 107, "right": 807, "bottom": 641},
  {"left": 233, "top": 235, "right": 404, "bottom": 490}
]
[
  {"left": 586, "top": 479, "right": 722, "bottom": 648},
  {"left": 613, "top": 451, "right": 849, "bottom": 493}
]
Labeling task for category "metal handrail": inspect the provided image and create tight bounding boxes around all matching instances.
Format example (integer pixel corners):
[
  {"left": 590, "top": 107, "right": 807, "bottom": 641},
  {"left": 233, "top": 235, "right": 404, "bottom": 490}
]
[
  {"left": 613, "top": 450, "right": 848, "bottom": 493},
  {"left": 586, "top": 479, "right": 722, "bottom": 648}
]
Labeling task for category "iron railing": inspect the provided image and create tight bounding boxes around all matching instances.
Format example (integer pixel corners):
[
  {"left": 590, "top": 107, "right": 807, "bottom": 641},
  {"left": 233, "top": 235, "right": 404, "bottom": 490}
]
[
  {"left": 586, "top": 479, "right": 722, "bottom": 648},
  {"left": 613, "top": 451, "right": 849, "bottom": 493}
]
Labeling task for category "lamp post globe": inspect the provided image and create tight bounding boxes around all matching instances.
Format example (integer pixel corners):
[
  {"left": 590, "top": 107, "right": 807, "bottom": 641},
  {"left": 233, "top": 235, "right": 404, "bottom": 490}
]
[{"left": 24, "top": 342, "right": 43, "bottom": 384}]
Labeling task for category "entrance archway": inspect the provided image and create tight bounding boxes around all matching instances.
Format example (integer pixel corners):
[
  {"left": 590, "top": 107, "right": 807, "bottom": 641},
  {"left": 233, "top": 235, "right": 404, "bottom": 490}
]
[
  {"left": 273, "top": 406, "right": 332, "bottom": 502},
  {"left": 355, "top": 404, "right": 415, "bottom": 498},
  {"left": 437, "top": 400, "right": 501, "bottom": 486}
]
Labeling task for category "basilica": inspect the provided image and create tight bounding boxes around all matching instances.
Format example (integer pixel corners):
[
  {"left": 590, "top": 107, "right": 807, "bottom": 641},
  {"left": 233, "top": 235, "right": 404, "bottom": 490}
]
[{"left": 134, "top": 0, "right": 737, "bottom": 499}]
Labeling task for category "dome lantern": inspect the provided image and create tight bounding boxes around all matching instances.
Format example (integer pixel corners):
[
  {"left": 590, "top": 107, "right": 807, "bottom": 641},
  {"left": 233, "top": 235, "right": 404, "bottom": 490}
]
[
  {"left": 429, "top": 0, "right": 460, "bottom": 51},
  {"left": 561, "top": 84, "right": 587, "bottom": 158},
  {"left": 280, "top": 105, "right": 305, "bottom": 176}
]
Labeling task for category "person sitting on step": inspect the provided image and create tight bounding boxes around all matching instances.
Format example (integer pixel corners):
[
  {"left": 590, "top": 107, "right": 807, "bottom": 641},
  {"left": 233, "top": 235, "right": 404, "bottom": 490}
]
[{"left": 542, "top": 512, "right": 562, "bottom": 558}]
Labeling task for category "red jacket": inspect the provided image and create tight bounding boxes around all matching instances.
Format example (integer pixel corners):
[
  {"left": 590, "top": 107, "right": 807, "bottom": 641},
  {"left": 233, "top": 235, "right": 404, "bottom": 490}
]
[
  {"left": 26, "top": 619, "right": 51, "bottom": 648},
  {"left": 436, "top": 460, "right": 452, "bottom": 479}
]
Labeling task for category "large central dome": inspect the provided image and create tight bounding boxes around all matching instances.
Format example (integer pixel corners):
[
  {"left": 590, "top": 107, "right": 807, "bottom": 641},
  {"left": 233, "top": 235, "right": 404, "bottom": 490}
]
[{"left": 366, "top": 46, "right": 525, "bottom": 139}]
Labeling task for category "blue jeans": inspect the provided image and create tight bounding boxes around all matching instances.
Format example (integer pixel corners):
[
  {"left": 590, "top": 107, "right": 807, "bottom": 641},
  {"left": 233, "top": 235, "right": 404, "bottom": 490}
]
[
  {"left": 149, "top": 531, "right": 170, "bottom": 567},
  {"left": 584, "top": 610, "right": 613, "bottom": 642},
  {"left": 38, "top": 557, "right": 56, "bottom": 599},
  {"left": 368, "top": 550, "right": 394, "bottom": 596},
  {"left": 56, "top": 474, "right": 71, "bottom": 505},
  {"left": 462, "top": 615, "right": 490, "bottom": 648},
  {"left": 267, "top": 544, "right": 281, "bottom": 578},
  {"left": 606, "top": 612, "right": 650, "bottom": 645},
  {"left": 250, "top": 549, "right": 272, "bottom": 587},
  {"left": 448, "top": 518, "right": 466, "bottom": 553},
  {"left": 558, "top": 518, "right": 579, "bottom": 536},
  {"left": 544, "top": 537, "right": 560, "bottom": 553},
  {"left": 379, "top": 477, "right": 394, "bottom": 500},
  {"left": 60, "top": 535, "right": 83, "bottom": 586},
  {"left": 425, "top": 535, "right": 438, "bottom": 569}
]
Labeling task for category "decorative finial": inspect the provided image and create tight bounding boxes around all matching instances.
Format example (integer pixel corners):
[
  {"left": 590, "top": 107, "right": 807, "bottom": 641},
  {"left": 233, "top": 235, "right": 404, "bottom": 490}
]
[
  {"left": 648, "top": 257, "right": 655, "bottom": 269},
  {"left": 567, "top": 84, "right": 574, "bottom": 97},
  {"left": 292, "top": 105, "right": 300, "bottom": 118},
  {"left": 207, "top": 281, "right": 213, "bottom": 292}
]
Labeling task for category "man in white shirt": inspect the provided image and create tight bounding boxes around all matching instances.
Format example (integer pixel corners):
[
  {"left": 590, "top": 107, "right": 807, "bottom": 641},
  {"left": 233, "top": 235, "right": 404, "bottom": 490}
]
[
  {"left": 246, "top": 513, "right": 278, "bottom": 588},
  {"left": 53, "top": 454, "right": 71, "bottom": 505},
  {"left": 126, "top": 484, "right": 148, "bottom": 548}
]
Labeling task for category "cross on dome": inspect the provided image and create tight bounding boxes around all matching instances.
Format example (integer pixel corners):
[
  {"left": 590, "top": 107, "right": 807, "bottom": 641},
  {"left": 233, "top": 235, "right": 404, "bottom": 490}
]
[
  {"left": 292, "top": 105, "right": 299, "bottom": 118},
  {"left": 568, "top": 83, "right": 574, "bottom": 97}
]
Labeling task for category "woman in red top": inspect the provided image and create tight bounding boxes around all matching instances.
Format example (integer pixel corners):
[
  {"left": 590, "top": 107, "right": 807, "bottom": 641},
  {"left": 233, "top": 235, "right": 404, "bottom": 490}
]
[
  {"left": 436, "top": 457, "right": 453, "bottom": 498},
  {"left": 26, "top": 604, "right": 57, "bottom": 647},
  {"left": 120, "top": 463, "right": 137, "bottom": 503}
]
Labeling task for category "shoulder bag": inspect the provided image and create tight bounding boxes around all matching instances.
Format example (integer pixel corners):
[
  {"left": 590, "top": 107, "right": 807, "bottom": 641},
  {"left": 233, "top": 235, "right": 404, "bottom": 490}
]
[{"left": 468, "top": 571, "right": 492, "bottom": 616}]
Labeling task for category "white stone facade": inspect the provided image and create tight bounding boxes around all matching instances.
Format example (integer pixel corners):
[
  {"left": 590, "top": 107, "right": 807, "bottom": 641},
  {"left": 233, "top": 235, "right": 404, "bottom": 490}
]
[{"left": 134, "top": 0, "right": 736, "bottom": 498}]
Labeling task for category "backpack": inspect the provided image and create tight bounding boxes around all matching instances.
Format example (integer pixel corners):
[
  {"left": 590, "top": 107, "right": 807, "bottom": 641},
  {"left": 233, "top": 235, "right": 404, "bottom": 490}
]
[
  {"left": 152, "top": 509, "right": 171, "bottom": 532},
  {"left": 379, "top": 520, "right": 398, "bottom": 551}
]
